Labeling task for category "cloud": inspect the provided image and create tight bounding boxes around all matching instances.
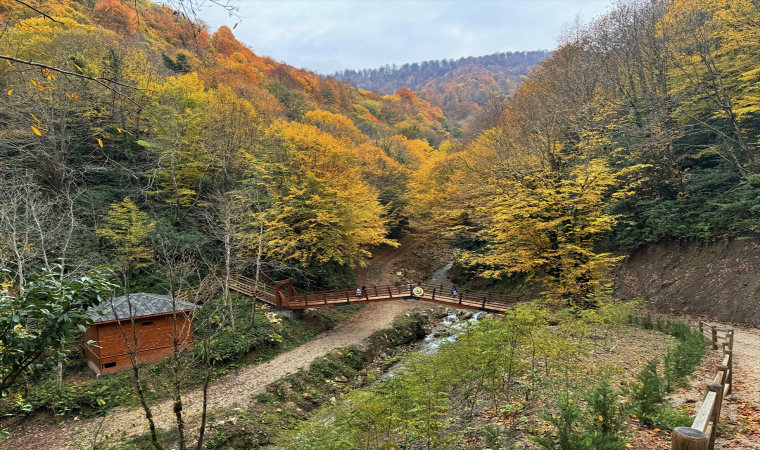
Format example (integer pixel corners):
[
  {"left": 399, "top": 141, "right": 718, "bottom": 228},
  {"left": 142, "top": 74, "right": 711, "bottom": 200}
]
[{"left": 199, "top": 0, "right": 611, "bottom": 73}]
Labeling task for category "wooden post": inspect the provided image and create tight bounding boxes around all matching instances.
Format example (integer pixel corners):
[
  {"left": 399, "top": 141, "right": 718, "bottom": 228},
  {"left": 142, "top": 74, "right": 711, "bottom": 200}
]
[
  {"left": 711, "top": 326, "right": 718, "bottom": 350},
  {"left": 706, "top": 381, "right": 723, "bottom": 449},
  {"left": 388, "top": 287, "right": 393, "bottom": 298},
  {"left": 374, "top": 285, "right": 378, "bottom": 297},
  {"left": 699, "top": 321, "right": 704, "bottom": 334},
  {"left": 716, "top": 364, "right": 728, "bottom": 394},
  {"left": 481, "top": 295, "right": 487, "bottom": 309},
  {"left": 345, "top": 290, "right": 350, "bottom": 304},
  {"left": 275, "top": 283, "right": 281, "bottom": 307},
  {"left": 458, "top": 292, "right": 463, "bottom": 305},
  {"left": 725, "top": 349, "right": 733, "bottom": 395},
  {"left": 671, "top": 427, "right": 709, "bottom": 450},
  {"left": 727, "top": 330, "right": 734, "bottom": 351},
  {"left": 431, "top": 288, "right": 436, "bottom": 301}
]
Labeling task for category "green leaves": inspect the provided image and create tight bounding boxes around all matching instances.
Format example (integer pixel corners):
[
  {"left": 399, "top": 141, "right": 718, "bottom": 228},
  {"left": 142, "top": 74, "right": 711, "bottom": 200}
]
[{"left": 0, "top": 265, "right": 117, "bottom": 394}]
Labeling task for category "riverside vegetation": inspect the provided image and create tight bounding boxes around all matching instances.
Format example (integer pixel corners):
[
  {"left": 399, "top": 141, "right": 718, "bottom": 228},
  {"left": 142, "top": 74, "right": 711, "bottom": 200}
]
[{"left": 197, "top": 302, "right": 707, "bottom": 450}]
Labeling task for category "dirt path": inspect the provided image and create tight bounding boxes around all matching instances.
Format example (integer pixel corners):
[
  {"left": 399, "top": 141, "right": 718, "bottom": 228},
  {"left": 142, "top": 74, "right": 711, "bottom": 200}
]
[
  {"left": 7, "top": 300, "right": 420, "bottom": 450},
  {"left": 716, "top": 325, "right": 760, "bottom": 449}
]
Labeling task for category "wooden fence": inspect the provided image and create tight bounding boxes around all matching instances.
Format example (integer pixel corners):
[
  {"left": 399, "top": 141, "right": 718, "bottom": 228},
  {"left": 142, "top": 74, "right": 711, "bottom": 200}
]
[{"left": 671, "top": 321, "right": 734, "bottom": 450}]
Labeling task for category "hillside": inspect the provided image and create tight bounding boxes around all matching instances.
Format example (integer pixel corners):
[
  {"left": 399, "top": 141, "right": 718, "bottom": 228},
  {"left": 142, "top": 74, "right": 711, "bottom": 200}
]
[
  {"left": 333, "top": 51, "right": 549, "bottom": 127},
  {"left": 0, "top": 0, "right": 460, "bottom": 294},
  {"left": 3, "top": 0, "right": 760, "bottom": 449}
]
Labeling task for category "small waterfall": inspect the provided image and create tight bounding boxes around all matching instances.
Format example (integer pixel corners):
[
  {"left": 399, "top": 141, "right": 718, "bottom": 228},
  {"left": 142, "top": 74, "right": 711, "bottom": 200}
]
[{"left": 382, "top": 310, "right": 485, "bottom": 378}]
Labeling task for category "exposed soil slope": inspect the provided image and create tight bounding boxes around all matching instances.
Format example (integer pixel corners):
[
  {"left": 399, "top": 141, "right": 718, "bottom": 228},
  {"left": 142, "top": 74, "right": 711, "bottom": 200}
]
[
  {"left": 613, "top": 237, "right": 760, "bottom": 326},
  {"left": 355, "top": 225, "right": 454, "bottom": 286}
]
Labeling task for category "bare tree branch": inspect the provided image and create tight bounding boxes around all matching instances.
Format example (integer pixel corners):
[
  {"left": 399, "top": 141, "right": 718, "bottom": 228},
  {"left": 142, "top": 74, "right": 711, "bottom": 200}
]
[
  {"left": 12, "top": 0, "right": 60, "bottom": 23},
  {"left": 1, "top": 55, "right": 147, "bottom": 108}
]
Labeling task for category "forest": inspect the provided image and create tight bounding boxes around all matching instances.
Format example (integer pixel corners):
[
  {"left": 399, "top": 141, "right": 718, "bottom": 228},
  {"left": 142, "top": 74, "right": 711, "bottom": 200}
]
[
  {"left": 333, "top": 51, "right": 550, "bottom": 126},
  {"left": 1, "top": 0, "right": 759, "bottom": 447}
]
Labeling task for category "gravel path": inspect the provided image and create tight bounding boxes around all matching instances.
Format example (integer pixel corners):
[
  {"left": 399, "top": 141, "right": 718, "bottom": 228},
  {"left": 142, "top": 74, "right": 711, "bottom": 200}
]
[
  {"left": 7, "top": 300, "right": 420, "bottom": 450},
  {"left": 716, "top": 325, "right": 760, "bottom": 449}
]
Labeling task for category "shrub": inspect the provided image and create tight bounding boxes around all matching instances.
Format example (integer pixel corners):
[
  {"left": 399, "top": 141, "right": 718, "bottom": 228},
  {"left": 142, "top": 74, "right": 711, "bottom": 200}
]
[
  {"left": 483, "top": 424, "right": 516, "bottom": 450},
  {"left": 664, "top": 328, "right": 706, "bottom": 391},
  {"left": 534, "top": 392, "right": 587, "bottom": 450},
  {"left": 308, "top": 357, "right": 336, "bottom": 379},
  {"left": 627, "top": 359, "right": 664, "bottom": 425},
  {"left": 535, "top": 380, "right": 630, "bottom": 450}
]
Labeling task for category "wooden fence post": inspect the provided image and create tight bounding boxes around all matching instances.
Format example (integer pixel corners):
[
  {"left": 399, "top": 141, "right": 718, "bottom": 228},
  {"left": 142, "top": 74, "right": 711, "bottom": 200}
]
[
  {"left": 711, "top": 326, "right": 718, "bottom": 350},
  {"left": 727, "top": 330, "right": 734, "bottom": 351},
  {"left": 706, "top": 381, "right": 723, "bottom": 449},
  {"left": 716, "top": 364, "right": 728, "bottom": 396},
  {"left": 431, "top": 288, "right": 436, "bottom": 301},
  {"left": 671, "top": 427, "right": 709, "bottom": 450},
  {"left": 699, "top": 321, "right": 704, "bottom": 334},
  {"left": 725, "top": 349, "right": 733, "bottom": 395}
]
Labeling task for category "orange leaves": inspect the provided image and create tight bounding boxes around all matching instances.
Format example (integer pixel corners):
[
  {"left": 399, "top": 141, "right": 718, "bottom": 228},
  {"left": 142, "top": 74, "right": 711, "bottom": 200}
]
[
  {"left": 30, "top": 79, "right": 45, "bottom": 92},
  {"left": 29, "top": 113, "right": 42, "bottom": 124}
]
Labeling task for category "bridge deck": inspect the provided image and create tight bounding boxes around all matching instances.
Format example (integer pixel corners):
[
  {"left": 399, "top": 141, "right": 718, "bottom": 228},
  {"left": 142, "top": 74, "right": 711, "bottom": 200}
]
[
  {"left": 177, "top": 273, "right": 523, "bottom": 314},
  {"left": 283, "top": 283, "right": 520, "bottom": 314}
]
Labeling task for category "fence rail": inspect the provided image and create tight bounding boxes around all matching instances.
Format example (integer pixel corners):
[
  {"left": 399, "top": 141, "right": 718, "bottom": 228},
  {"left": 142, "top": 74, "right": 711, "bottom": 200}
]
[
  {"left": 280, "top": 282, "right": 522, "bottom": 313},
  {"left": 671, "top": 322, "right": 734, "bottom": 450},
  {"left": 174, "top": 270, "right": 526, "bottom": 315}
]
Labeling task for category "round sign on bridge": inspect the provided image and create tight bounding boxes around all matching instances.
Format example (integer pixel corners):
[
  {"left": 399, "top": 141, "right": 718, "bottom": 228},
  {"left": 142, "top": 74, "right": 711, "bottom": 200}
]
[{"left": 412, "top": 287, "right": 424, "bottom": 296}]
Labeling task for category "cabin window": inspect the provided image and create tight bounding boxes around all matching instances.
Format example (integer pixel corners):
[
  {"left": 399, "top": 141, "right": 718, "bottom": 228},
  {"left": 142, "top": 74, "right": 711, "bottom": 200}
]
[
  {"left": 142, "top": 321, "right": 154, "bottom": 327},
  {"left": 102, "top": 362, "right": 116, "bottom": 369}
]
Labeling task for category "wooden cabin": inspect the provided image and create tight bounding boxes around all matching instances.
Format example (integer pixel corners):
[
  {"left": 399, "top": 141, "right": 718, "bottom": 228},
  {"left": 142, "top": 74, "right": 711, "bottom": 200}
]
[{"left": 84, "top": 293, "right": 195, "bottom": 375}]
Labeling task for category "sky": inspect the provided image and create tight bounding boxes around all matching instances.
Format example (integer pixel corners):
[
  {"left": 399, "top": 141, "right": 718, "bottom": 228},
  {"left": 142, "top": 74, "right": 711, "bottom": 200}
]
[{"left": 198, "top": 0, "right": 612, "bottom": 74}]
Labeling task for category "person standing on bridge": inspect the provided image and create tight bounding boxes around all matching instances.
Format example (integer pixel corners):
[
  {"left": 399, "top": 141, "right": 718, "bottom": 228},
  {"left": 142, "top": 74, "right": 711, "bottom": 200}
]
[
  {"left": 361, "top": 284, "right": 368, "bottom": 299},
  {"left": 452, "top": 285, "right": 458, "bottom": 298}
]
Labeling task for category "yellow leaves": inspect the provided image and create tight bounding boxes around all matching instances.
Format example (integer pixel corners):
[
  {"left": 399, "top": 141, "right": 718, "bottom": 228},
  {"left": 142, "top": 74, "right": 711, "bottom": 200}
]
[
  {"left": 459, "top": 120, "right": 628, "bottom": 305},
  {"left": 30, "top": 79, "right": 46, "bottom": 93},
  {"left": 97, "top": 138, "right": 104, "bottom": 148},
  {"left": 73, "top": 63, "right": 83, "bottom": 73},
  {"left": 97, "top": 198, "right": 155, "bottom": 269},
  {"left": 29, "top": 113, "right": 42, "bottom": 124},
  {"left": 5, "top": 89, "right": 12, "bottom": 96},
  {"left": 31, "top": 126, "right": 43, "bottom": 136}
]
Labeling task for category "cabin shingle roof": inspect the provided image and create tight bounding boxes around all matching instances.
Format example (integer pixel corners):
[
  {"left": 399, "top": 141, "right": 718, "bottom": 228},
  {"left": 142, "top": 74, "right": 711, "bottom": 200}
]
[{"left": 87, "top": 293, "right": 196, "bottom": 323}]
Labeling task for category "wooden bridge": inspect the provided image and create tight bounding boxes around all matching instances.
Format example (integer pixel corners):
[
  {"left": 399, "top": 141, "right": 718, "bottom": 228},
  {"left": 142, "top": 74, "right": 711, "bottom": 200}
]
[{"left": 174, "top": 271, "right": 523, "bottom": 314}]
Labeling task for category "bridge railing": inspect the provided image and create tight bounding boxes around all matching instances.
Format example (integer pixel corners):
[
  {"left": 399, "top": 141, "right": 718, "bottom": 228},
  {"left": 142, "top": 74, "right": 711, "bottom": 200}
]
[
  {"left": 284, "top": 282, "right": 524, "bottom": 312},
  {"left": 671, "top": 323, "right": 734, "bottom": 450}
]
